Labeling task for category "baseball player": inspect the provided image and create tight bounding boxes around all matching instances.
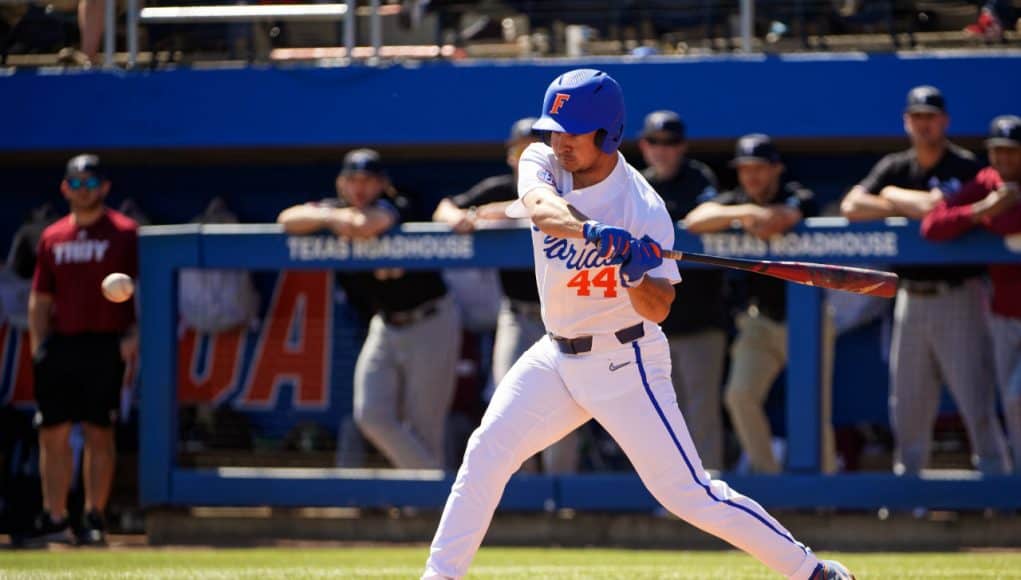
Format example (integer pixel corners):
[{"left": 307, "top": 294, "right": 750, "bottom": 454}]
[
  {"left": 433, "top": 117, "right": 579, "bottom": 474},
  {"left": 422, "top": 69, "right": 853, "bottom": 580},
  {"left": 685, "top": 134, "right": 837, "bottom": 475},
  {"left": 921, "top": 114, "right": 1021, "bottom": 471},
  {"left": 27, "top": 154, "right": 138, "bottom": 546},
  {"left": 638, "top": 110, "right": 727, "bottom": 471},
  {"left": 278, "top": 149, "right": 461, "bottom": 470},
  {"left": 841, "top": 86, "right": 1009, "bottom": 476}
]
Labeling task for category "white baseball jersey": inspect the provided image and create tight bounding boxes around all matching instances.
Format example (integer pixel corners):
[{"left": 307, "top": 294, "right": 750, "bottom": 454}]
[{"left": 512, "top": 142, "right": 682, "bottom": 338}]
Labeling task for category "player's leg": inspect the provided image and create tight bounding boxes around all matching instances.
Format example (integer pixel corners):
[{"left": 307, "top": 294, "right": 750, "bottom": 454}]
[
  {"left": 669, "top": 329, "right": 726, "bottom": 471},
  {"left": 889, "top": 291, "right": 943, "bottom": 475},
  {"left": 424, "top": 337, "right": 590, "bottom": 580},
  {"left": 402, "top": 295, "right": 462, "bottom": 469},
  {"left": 78, "top": 333, "right": 125, "bottom": 544},
  {"left": 820, "top": 309, "right": 839, "bottom": 474},
  {"left": 989, "top": 314, "right": 1021, "bottom": 470},
  {"left": 575, "top": 338, "right": 820, "bottom": 579},
  {"left": 932, "top": 282, "right": 1009, "bottom": 474},
  {"left": 354, "top": 315, "right": 436, "bottom": 469},
  {"left": 37, "top": 423, "right": 73, "bottom": 522},
  {"left": 723, "top": 312, "right": 787, "bottom": 474},
  {"left": 32, "top": 335, "right": 74, "bottom": 531},
  {"left": 494, "top": 300, "right": 581, "bottom": 475}
]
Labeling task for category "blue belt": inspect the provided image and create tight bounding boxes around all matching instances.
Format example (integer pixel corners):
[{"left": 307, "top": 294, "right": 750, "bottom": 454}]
[{"left": 549, "top": 322, "right": 645, "bottom": 355}]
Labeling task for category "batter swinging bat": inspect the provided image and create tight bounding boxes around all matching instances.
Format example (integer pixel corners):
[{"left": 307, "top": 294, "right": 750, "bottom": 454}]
[{"left": 660, "top": 249, "right": 898, "bottom": 299}]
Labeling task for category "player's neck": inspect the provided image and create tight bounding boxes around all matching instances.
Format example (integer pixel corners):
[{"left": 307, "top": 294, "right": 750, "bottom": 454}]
[
  {"left": 71, "top": 206, "right": 105, "bottom": 227},
  {"left": 572, "top": 152, "right": 618, "bottom": 189},
  {"left": 913, "top": 140, "right": 946, "bottom": 170}
]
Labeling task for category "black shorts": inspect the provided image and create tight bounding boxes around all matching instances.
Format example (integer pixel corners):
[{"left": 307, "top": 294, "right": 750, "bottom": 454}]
[{"left": 33, "top": 333, "right": 124, "bottom": 428}]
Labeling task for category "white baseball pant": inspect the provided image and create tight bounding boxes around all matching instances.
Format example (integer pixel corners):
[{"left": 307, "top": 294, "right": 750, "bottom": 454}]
[{"left": 424, "top": 329, "right": 821, "bottom": 579}]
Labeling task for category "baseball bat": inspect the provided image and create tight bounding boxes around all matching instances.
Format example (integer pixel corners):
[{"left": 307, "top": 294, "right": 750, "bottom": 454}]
[{"left": 660, "top": 249, "right": 898, "bottom": 298}]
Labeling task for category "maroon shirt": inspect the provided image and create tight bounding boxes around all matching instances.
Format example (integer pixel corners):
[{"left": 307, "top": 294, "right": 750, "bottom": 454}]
[
  {"left": 32, "top": 208, "right": 139, "bottom": 334},
  {"left": 921, "top": 167, "right": 1021, "bottom": 319}
]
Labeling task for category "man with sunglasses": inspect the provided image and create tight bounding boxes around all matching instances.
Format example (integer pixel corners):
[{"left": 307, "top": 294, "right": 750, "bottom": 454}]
[
  {"left": 25, "top": 154, "right": 138, "bottom": 545},
  {"left": 433, "top": 117, "right": 580, "bottom": 475},
  {"left": 638, "top": 110, "right": 727, "bottom": 470}
]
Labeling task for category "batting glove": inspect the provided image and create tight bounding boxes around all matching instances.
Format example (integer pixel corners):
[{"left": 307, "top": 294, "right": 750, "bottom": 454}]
[
  {"left": 582, "top": 220, "right": 632, "bottom": 262},
  {"left": 620, "top": 235, "right": 663, "bottom": 286}
]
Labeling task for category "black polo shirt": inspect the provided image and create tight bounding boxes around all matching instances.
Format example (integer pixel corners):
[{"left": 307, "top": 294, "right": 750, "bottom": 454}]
[
  {"left": 857, "top": 143, "right": 983, "bottom": 282},
  {"left": 644, "top": 159, "right": 728, "bottom": 334},
  {"left": 316, "top": 194, "right": 448, "bottom": 319},
  {"left": 449, "top": 174, "right": 539, "bottom": 303},
  {"left": 709, "top": 180, "right": 819, "bottom": 323}
]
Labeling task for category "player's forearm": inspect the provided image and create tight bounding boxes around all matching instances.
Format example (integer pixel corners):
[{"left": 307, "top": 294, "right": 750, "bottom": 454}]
[
  {"left": 523, "top": 188, "right": 590, "bottom": 239},
  {"left": 683, "top": 203, "right": 753, "bottom": 233},
  {"left": 626, "top": 276, "right": 675, "bottom": 324},
  {"left": 840, "top": 188, "right": 898, "bottom": 221},
  {"left": 432, "top": 198, "right": 467, "bottom": 225},
  {"left": 277, "top": 205, "right": 331, "bottom": 234},
  {"left": 28, "top": 292, "right": 53, "bottom": 353},
  {"left": 880, "top": 186, "right": 938, "bottom": 219}
]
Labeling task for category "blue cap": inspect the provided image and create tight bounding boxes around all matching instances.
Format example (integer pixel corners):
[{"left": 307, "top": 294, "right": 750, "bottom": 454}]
[
  {"left": 65, "top": 153, "right": 105, "bottom": 179},
  {"left": 340, "top": 149, "right": 385, "bottom": 177},
  {"left": 905, "top": 85, "right": 946, "bottom": 114},
  {"left": 731, "top": 133, "right": 780, "bottom": 165},
  {"left": 532, "top": 69, "right": 625, "bottom": 154},
  {"left": 641, "top": 110, "right": 686, "bottom": 141},
  {"left": 986, "top": 115, "right": 1021, "bottom": 148}
]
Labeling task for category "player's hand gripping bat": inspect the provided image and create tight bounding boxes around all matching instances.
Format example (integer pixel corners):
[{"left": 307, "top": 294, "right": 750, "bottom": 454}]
[{"left": 660, "top": 249, "right": 898, "bottom": 298}]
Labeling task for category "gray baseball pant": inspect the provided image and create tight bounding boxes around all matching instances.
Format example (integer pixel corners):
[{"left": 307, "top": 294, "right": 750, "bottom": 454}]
[
  {"left": 668, "top": 328, "right": 726, "bottom": 471},
  {"left": 354, "top": 294, "right": 461, "bottom": 469},
  {"left": 890, "top": 279, "right": 1009, "bottom": 475},
  {"left": 989, "top": 312, "right": 1021, "bottom": 472}
]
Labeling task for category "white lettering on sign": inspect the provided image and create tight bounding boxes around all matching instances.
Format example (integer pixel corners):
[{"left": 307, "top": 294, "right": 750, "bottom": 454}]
[
  {"left": 287, "top": 235, "right": 473, "bottom": 261},
  {"left": 699, "top": 231, "right": 899, "bottom": 258}
]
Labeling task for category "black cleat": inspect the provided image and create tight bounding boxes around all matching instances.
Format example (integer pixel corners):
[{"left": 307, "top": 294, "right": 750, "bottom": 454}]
[
  {"left": 76, "top": 510, "right": 107, "bottom": 546},
  {"left": 13, "top": 512, "right": 72, "bottom": 547}
]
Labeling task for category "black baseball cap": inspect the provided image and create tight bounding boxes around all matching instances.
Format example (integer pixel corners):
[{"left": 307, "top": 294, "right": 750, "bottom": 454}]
[
  {"left": 65, "top": 153, "right": 105, "bottom": 179},
  {"left": 641, "top": 110, "right": 686, "bottom": 141},
  {"left": 340, "top": 148, "right": 385, "bottom": 177},
  {"left": 507, "top": 117, "right": 541, "bottom": 143},
  {"left": 905, "top": 85, "right": 946, "bottom": 114},
  {"left": 731, "top": 133, "right": 780, "bottom": 165},
  {"left": 986, "top": 115, "right": 1021, "bottom": 148}
]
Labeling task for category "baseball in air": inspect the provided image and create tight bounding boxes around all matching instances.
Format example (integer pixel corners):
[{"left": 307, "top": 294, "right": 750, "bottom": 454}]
[{"left": 101, "top": 273, "right": 134, "bottom": 303}]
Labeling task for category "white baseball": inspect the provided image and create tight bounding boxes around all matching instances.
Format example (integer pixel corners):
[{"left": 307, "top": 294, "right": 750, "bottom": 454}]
[{"left": 102, "top": 273, "right": 135, "bottom": 303}]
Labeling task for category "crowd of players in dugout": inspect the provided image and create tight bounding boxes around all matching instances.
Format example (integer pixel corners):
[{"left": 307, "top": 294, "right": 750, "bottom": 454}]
[{"left": 6, "top": 83, "right": 1021, "bottom": 546}]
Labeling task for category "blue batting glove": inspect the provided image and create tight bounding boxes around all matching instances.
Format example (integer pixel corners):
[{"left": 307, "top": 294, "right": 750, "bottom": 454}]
[
  {"left": 582, "top": 220, "right": 632, "bottom": 262},
  {"left": 620, "top": 235, "right": 663, "bottom": 286}
]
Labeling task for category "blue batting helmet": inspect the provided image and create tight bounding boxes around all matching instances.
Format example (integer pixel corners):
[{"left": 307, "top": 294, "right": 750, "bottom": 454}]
[{"left": 532, "top": 69, "right": 625, "bottom": 154}]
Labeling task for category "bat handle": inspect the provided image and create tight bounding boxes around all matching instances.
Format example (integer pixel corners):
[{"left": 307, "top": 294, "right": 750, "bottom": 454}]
[{"left": 661, "top": 249, "right": 683, "bottom": 261}]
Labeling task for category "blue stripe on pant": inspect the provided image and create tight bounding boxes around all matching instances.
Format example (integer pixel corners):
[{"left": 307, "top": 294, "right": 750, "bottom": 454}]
[{"left": 630, "top": 341, "right": 807, "bottom": 554}]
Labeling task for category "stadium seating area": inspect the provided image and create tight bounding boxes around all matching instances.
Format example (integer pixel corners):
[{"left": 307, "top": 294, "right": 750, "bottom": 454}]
[{"left": 2, "top": 0, "right": 1020, "bottom": 66}]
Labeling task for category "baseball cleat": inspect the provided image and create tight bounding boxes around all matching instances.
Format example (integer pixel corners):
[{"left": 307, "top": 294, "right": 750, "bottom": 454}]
[{"left": 810, "top": 559, "right": 855, "bottom": 580}]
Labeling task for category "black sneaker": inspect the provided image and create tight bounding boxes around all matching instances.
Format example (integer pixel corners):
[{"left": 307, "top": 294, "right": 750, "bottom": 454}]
[
  {"left": 76, "top": 510, "right": 107, "bottom": 546},
  {"left": 15, "top": 513, "right": 72, "bottom": 547}
]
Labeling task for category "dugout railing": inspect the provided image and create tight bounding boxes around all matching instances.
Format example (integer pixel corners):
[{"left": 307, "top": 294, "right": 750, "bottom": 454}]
[{"left": 139, "top": 218, "right": 1021, "bottom": 511}]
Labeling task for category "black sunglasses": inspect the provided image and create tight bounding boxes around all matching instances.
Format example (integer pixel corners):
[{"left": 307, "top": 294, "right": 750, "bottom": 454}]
[
  {"left": 67, "top": 176, "right": 102, "bottom": 190},
  {"left": 644, "top": 136, "right": 683, "bottom": 146}
]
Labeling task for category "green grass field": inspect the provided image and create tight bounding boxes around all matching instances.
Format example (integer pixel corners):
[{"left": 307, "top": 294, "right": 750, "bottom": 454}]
[{"left": 2, "top": 547, "right": 1020, "bottom": 578}]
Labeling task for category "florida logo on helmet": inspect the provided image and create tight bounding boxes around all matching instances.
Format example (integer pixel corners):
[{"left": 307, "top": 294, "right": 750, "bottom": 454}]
[{"left": 550, "top": 93, "right": 571, "bottom": 115}]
